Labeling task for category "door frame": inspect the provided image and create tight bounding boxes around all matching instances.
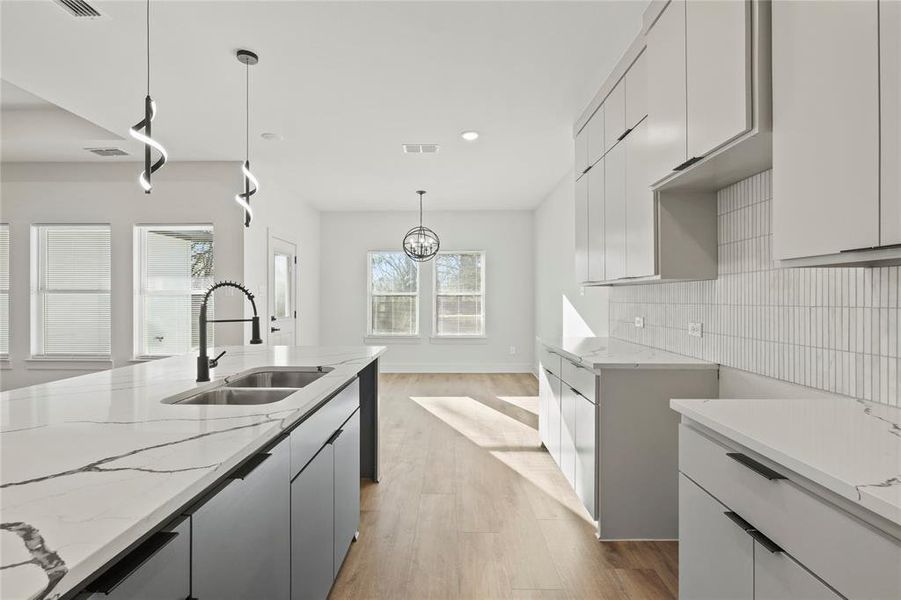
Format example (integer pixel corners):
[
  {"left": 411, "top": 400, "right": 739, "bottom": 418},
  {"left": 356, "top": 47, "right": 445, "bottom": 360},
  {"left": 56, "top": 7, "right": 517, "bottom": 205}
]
[{"left": 266, "top": 229, "right": 298, "bottom": 345}]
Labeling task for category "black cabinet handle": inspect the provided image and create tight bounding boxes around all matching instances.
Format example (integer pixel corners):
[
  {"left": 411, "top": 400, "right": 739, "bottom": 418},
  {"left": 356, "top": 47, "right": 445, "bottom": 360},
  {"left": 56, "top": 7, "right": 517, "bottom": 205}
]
[
  {"left": 749, "top": 529, "right": 783, "bottom": 553},
  {"left": 724, "top": 511, "right": 754, "bottom": 532},
  {"left": 673, "top": 156, "right": 704, "bottom": 171},
  {"left": 326, "top": 429, "right": 344, "bottom": 445},
  {"left": 271, "top": 326, "right": 281, "bottom": 333},
  {"left": 617, "top": 127, "right": 633, "bottom": 142},
  {"left": 86, "top": 531, "right": 179, "bottom": 594},
  {"left": 727, "top": 452, "right": 787, "bottom": 481},
  {"left": 229, "top": 452, "right": 271, "bottom": 480}
]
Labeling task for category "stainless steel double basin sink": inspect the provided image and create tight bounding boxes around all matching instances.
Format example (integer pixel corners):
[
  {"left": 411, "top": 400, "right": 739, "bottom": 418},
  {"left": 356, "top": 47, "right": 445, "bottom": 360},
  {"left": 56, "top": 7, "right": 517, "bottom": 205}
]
[{"left": 165, "top": 367, "right": 334, "bottom": 406}]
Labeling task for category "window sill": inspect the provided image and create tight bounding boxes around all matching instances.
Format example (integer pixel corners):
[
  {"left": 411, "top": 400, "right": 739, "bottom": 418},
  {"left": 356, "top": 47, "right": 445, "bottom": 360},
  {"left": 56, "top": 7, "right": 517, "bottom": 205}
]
[
  {"left": 430, "top": 335, "right": 488, "bottom": 344},
  {"left": 363, "top": 335, "right": 422, "bottom": 345},
  {"left": 26, "top": 357, "right": 113, "bottom": 371}
]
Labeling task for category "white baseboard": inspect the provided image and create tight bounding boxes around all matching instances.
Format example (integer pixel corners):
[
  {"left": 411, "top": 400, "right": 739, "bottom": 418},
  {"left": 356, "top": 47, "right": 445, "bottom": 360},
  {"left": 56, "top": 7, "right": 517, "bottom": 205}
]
[{"left": 381, "top": 362, "right": 535, "bottom": 374}]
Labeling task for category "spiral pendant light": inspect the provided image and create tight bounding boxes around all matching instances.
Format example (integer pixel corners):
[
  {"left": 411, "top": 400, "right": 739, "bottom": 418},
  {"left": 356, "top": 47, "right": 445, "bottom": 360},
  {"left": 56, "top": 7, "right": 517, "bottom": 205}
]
[
  {"left": 235, "top": 49, "right": 259, "bottom": 227},
  {"left": 129, "top": 0, "right": 167, "bottom": 193},
  {"left": 403, "top": 190, "right": 440, "bottom": 262}
]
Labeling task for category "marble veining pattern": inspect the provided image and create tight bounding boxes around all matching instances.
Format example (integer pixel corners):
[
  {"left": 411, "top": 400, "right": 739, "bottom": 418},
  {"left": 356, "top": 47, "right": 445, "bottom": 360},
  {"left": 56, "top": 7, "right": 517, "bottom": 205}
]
[
  {"left": 0, "top": 345, "right": 384, "bottom": 600},
  {"left": 540, "top": 336, "right": 716, "bottom": 371},
  {"left": 671, "top": 396, "right": 901, "bottom": 526}
]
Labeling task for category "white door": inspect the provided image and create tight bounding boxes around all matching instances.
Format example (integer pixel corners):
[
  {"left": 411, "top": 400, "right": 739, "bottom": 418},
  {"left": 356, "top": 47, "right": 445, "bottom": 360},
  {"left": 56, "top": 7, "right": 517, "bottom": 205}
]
[
  {"left": 604, "top": 141, "right": 627, "bottom": 281},
  {"left": 268, "top": 235, "right": 296, "bottom": 345},
  {"left": 881, "top": 0, "right": 901, "bottom": 245},
  {"left": 574, "top": 174, "right": 590, "bottom": 284},
  {"left": 647, "top": 0, "right": 687, "bottom": 183}
]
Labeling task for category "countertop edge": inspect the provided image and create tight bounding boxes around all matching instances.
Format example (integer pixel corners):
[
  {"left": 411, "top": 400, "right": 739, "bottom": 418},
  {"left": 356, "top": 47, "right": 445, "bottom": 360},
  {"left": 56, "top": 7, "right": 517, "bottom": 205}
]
[
  {"left": 540, "top": 339, "right": 718, "bottom": 371},
  {"left": 670, "top": 399, "right": 901, "bottom": 528}
]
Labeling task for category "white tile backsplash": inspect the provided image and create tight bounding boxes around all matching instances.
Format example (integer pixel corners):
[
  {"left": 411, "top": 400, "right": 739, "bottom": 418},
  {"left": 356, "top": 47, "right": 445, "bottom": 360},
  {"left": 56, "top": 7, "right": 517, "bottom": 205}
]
[{"left": 610, "top": 170, "right": 901, "bottom": 406}]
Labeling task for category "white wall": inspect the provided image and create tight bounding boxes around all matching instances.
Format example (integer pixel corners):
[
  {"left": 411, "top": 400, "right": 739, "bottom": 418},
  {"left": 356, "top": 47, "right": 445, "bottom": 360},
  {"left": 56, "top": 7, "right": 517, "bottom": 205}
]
[
  {"left": 319, "top": 210, "right": 534, "bottom": 372},
  {"left": 242, "top": 162, "right": 321, "bottom": 346},
  {"left": 533, "top": 170, "right": 609, "bottom": 368},
  {"left": 0, "top": 162, "right": 247, "bottom": 390}
]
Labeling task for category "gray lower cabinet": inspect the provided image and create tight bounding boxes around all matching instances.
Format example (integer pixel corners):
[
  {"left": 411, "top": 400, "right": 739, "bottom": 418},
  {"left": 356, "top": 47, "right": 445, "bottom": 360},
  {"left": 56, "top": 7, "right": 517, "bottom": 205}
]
[
  {"left": 291, "top": 442, "right": 335, "bottom": 600},
  {"left": 559, "top": 385, "right": 577, "bottom": 488},
  {"left": 191, "top": 437, "right": 291, "bottom": 600},
  {"left": 679, "top": 474, "right": 753, "bottom": 599},
  {"left": 573, "top": 392, "right": 596, "bottom": 520},
  {"left": 292, "top": 407, "right": 361, "bottom": 600},
  {"left": 754, "top": 544, "right": 839, "bottom": 600},
  {"left": 333, "top": 409, "right": 361, "bottom": 577},
  {"left": 83, "top": 517, "right": 190, "bottom": 600}
]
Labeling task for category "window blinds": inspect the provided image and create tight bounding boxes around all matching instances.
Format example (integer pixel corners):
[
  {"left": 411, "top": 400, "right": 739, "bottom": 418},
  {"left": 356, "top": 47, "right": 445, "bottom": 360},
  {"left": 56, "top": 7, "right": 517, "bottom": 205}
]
[
  {"left": 434, "top": 252, "right": 485, "bottom": 336},
  {"left": 34, "top": 225, "right": 111, "bottom": 356},
  {"left": 368, "top": 251, "right": 419, "bottom": 336}
]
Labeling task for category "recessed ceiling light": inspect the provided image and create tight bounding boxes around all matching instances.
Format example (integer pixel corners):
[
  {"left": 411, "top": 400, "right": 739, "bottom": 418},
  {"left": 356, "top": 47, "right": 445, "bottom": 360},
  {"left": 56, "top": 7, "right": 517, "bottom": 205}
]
[
  {"left": 461, "top": 130, "right": 479, "bottom": 142},
  {"left": 261, "top": 132, "right": 283, "bottom": 141}
]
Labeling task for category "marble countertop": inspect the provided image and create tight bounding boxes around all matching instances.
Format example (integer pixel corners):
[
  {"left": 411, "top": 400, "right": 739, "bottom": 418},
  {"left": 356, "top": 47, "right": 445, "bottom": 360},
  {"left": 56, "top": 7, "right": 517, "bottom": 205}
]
[
  {"left": 671, "top": 396, "right": 901, "bottom": 527},
  {"left": 0, "top": 345, "right": 384, "bottom": 600},
  {"left": 540, "top": 336, "right": 716, "bottom": 371}
]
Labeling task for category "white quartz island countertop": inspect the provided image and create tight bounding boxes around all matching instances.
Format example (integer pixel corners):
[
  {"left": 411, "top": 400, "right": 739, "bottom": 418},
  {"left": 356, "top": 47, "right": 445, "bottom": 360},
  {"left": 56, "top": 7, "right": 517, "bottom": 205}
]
[
  {"left": 672, "top": 396, "right": 901, "bottom": 528},
  {"left": 540, "top": 336, "right": 716, "bottom": 370},
  {"left": 0, "top": 345, "right": 384, "bottom": 600}
]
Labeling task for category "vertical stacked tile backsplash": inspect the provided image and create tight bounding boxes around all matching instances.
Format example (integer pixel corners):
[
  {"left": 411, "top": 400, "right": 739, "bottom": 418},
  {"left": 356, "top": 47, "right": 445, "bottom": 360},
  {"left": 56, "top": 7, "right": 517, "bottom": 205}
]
[{"left": 610, "top": 170, "right": 900, "bottom": 407}]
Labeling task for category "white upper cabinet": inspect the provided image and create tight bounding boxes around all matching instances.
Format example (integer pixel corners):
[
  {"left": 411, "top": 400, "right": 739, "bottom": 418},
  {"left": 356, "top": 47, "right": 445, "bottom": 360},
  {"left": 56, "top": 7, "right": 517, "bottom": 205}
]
[
  {"left": 625, "top": 119, "right": 656, "bottom": 278},
  {"left": 686, "top": 0, "right": 752, "bottom": 160},
  {"left": 603, "top": 79, "right": 626, "bottom": 152},
  {"left": 625, "top": 50, "right": 647, "bottom": 130},
  {"left": 574, "top": 174, "right": 589, "bottom": 282},
  {"left": 587, "top": 105, "right": 606, "bottom": 167},
  {"left": 588, "top": 161, "right": 606, "bottom": 282},
  {"left": 604, "top": 142, "right": 627, "bottom": 281},
  {"left": 574, "top": 126, "right": 589, "bottom": 179},
  {"left": 647, "top": 0, "right": 687, "bottom": 181},
  {"left": 772, "top": 0, "right": 880, "bottom": 260},
  {"left": 882, "top": 0, "right": 901, "bottom": 246}
]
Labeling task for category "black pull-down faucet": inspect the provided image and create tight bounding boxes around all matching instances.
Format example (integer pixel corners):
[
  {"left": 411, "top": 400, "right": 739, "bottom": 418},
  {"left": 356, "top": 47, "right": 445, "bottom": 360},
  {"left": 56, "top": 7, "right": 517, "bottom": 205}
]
[{"left": 197, "top": 281, "right": 263, "bottom": 382}]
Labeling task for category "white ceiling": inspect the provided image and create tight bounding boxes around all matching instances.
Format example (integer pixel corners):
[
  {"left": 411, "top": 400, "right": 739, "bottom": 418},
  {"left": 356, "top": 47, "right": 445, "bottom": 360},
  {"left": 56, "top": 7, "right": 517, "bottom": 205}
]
[{"left": 1, "top": 0, "right": 646, "bottom": 210}]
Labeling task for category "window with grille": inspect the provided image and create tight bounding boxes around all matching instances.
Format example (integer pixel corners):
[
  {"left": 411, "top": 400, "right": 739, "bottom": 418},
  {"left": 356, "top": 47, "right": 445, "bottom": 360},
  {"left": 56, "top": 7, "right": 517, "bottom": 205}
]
[
  {"left": 433, "top": 251, "right": 485, "bottom": 337},
  {"left": 0, "top": 225, "right": 9, "bottom": 356},
  {"left": 367, "top": 251, "right": 419, "bottom": 336},
  {"left": 32, "top": 225, "right": 111, "bottom": 357},
  {"left": 135, "top": 225, "right": 214, "bottom": 357}
]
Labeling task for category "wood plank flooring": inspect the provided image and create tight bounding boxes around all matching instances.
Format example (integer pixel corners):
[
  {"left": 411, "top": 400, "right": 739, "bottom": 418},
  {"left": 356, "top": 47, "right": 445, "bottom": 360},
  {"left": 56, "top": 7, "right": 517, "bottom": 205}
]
[{"left": 330, "top": 373, "right": 678, "bottom": 599}]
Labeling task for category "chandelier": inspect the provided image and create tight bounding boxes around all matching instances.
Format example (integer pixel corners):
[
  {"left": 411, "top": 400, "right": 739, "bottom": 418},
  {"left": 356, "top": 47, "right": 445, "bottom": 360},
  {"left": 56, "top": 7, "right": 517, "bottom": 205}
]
[{"left": 403, "top": 190, "right": 440, "bottom": 262}]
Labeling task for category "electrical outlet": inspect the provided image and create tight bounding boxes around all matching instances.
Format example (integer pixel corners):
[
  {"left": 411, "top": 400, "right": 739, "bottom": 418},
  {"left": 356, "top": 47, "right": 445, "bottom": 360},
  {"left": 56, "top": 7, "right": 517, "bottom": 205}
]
[
  {"left": 509, "top": 345, "right": 517, "bottom": 355},
  {"left": 688, "top": 322, "right": 703, "bottom": 338},
  {"left": 634, "top": 316, "right": 644, "bottom": 328}
]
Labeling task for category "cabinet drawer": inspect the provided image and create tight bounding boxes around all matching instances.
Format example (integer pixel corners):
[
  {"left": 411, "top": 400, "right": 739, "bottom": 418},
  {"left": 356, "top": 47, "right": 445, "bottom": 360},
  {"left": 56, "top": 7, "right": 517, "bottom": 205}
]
[
  {"left": 539, "top": 345, "right": 562, "bottom": 378},
  {"left": 291, "top": 379, "right": 359, "bottom": 479},
  {"left": 561, "top": 359, "right": 595, "bottom": 404},
  {"left": 679, "top": 424, "right": 901, "bottom": 599}
]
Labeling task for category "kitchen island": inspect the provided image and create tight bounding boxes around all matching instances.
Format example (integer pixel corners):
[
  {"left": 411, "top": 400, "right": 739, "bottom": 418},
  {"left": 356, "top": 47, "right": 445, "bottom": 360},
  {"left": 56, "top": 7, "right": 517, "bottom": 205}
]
[{"left": 0, "top": 345, "right": 384, "bottom": 600}]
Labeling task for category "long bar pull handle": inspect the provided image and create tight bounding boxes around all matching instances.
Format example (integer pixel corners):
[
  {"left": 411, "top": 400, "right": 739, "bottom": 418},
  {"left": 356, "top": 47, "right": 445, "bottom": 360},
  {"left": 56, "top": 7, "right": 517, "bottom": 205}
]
[
  {"left": 229, "top": 452, "right": 271, "bottom": 480},
  {"left": 86, "top": 531, "right": 179, "bottom": 594},
  {"left": 673, "top": 156, "right": 704, "bottom": 171},
  {"left": 723, "top": 511, "right": 754, "bottom": 532},
  {"left": 749, "top": 529, "right": 784, "bottom": 554},
  {"left": 617, "top": 127, "right": 633, "bottom": 142},
  {"left": 726, "top": 452, "right": 787, "bottom": 481},
  {"left": 327, "top": 429, "right": 344, "bottom": 445}
]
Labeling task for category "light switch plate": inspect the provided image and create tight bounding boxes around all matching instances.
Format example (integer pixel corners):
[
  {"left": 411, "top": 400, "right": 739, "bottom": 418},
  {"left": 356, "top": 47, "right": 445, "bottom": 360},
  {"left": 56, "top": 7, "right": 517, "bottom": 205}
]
[
  {"left": 688, "top": 322, "right": 703, "bottom": 338},
  {"left": 634, "top": 316, "right": 644, "bottom": 328}
]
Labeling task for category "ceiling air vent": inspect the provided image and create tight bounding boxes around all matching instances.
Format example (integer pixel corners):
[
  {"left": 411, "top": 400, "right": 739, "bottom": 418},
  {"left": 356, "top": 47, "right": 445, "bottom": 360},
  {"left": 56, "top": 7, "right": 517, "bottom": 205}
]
[
  {"left": 403, "top": 144, "right": 440, "bottom": 154},
  {"left": 85, "top": 147, "right": 129, "bottom": 157},
  {"left": 52, "top": 0, "right": 103, "bottom": 18}
]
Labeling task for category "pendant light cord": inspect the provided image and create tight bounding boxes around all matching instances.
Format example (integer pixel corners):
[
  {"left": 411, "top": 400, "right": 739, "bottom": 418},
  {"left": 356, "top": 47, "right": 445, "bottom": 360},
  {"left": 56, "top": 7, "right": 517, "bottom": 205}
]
[
  {"left": 145, "top": 0, "right": 150, "bottom": 95},
  {"left": 245, "top": 62, "right": 250, "bottom": 160}
]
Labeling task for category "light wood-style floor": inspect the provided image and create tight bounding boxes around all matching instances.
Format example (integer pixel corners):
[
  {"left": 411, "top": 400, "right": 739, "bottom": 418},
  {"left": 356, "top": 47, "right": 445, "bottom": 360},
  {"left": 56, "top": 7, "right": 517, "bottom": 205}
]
[{"left": 331, "top": 373, "right": 678, "bottom": 600}]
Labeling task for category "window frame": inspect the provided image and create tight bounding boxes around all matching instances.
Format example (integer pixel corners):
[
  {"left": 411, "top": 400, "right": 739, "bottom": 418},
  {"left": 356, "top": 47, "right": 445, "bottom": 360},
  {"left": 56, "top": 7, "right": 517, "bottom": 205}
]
[
  {"left": 133, "top": 224, "right": 214, "bottom": 359},
  {"left": 431, "top": 250, "right": 486, "bottom": 338},
  {"left": 30, "top": 223, "right": 112, "bottom": 359},
  {"left": 365, "top": 250, "right": 421, "bottom": 338}
]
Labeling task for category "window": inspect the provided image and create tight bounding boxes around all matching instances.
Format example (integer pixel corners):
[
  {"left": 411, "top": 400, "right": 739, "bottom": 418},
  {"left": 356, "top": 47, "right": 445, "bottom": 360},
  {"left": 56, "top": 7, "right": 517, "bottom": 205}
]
[
  {"left": 32, "top": 225, "right": 111, "bottom": 357},
  {"left": 135, "top": 225, "right": 214, "bottom": 357},
  {"left": 0, "top": 225, "right": 8, "bottom": 356},
  {"left": 367, "top": 251, "right": 419, "bottom": 336},
  {"left": 433, "top": 251, "right": 485, "bottom": 336}
]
